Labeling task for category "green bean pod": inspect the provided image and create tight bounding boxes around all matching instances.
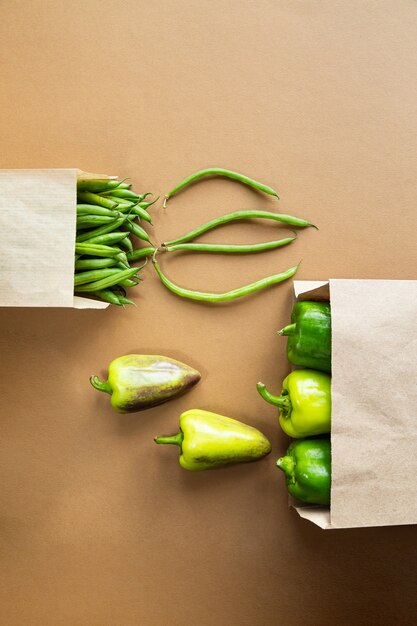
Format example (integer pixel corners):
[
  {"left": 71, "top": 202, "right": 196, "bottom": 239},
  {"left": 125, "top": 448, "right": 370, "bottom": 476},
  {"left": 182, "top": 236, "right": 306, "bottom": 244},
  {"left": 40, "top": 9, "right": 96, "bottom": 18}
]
[
  {"left": 75, "top": 216, "right": 128, "bottom": 242},
  {"left": 74, "top": 257, "right": 119, "bottom": 270},
  {"left": 117, "top": 295, "right": 136, "bottom": 306},
  {"left": 164, "top": 168, "right": 279, "bottom": 206},
  {"left": 124, "top": 218, "right": 152, "bottom": 243},
  {"left": 119, "top": 235, "right": 134, "bottom": 254},
  {"left": 100, "top": 189, "right": 140, "bottom": 200},
  {"left": 152, "top": 254, "right": 301, "bottom": 302},
  {"left": 75, "top": 243, "right": 122, "bottom": 258},
  {"left": 92, "top": 289, "right": 124, "bottom": 305},
  {"left": 74, "top": 268, "right": 121, "bottom": 286},
  {"left": 86, "top": 232, "right": 130, "bottom": 246},
  {"left": 77, "top": 191, "right": 120, "bottom": 210},
  {"left": 163, "top": 210, "right": 315, "bottom": 246},
  {"left": 114, "top": 251, "right": 130, "bottom": 267},
  {"left": 163, "top": 235, "right": 296, "bottom": 254},
  {"left": 76, "top": 215, "right": 118, "bottom": 229},
  {"left": 132, "top": 205, "right": 153, "bottom": 223},
  {"left": 98, "top": 196, "right": 135, "bottom": 209},
  {"left": 76, "top": 204, "right": 119, "bottom": 217},
  {"left": 76, "top": 179, "right": 127, "bottom": 193},
  {"left": 74, "top": 267, "right": 141, "bottom": 292},
  {"left": 119, "top": 278, "right": 140, "bottom": 287}
]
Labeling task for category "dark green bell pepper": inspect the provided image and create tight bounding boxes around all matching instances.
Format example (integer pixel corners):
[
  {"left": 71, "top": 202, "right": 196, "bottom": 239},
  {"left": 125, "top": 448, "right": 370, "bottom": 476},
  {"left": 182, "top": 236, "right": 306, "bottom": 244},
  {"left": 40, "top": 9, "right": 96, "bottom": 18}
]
[
  {"left": 276, "top": 437, "right": 331, "bottom": 505},
  {"left": 279, "top": 300, "right": 331, "bottom": 373}
]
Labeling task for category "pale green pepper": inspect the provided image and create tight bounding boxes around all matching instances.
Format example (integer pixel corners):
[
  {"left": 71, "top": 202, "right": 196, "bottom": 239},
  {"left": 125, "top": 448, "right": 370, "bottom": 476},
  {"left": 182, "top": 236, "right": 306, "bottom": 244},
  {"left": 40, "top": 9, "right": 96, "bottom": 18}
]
[
  {"left": 154, "top": 409, "right": 271, "bottom": 471},
  {"left": 90, "top": 354, "right": 201, "bottom": 413},
  {"left": 257, "top": 369, "right": 331, "bottom": 438}
]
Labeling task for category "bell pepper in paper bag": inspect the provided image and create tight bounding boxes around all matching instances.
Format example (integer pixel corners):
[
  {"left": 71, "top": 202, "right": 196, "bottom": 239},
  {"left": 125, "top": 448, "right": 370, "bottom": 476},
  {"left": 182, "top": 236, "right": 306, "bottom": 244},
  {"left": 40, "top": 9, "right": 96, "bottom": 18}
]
[
  {"left": 279, "top": 300, "right": 331, "bottom": 373},
  {"left": 276, "top": 437, "right": 331, "bottom": 505},
  {"left": 257, "top": 369, "right": 331, "bottom": 438}
]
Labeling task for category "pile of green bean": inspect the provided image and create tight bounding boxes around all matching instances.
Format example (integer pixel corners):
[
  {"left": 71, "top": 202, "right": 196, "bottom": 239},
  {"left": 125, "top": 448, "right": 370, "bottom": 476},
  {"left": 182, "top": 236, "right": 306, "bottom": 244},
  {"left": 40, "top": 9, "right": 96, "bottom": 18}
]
[{"left": 74, "top": 177, "right": 158, "bottom": 305}]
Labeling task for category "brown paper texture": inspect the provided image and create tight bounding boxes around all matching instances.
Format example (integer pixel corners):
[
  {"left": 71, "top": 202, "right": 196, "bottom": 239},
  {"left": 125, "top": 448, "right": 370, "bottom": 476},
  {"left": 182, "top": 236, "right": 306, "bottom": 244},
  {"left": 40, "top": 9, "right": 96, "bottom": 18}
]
[
  {"left": 0, "top": 169, "right": 109, "bottom": 308},
  {"left": 292, "top": 279, "right": 417, "bottom": 529}
]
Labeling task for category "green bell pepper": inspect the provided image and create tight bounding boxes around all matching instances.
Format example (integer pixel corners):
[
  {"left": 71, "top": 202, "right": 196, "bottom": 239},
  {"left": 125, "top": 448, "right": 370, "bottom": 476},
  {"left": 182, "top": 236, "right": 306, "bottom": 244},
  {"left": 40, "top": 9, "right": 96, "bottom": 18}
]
[
  {"left": 90, "top": 354, "right": 201, "bottom": 413},
  {"left": 154, "top": 409, "right": 271, "bottom": 471},
  {"left": 257, "top": 369, "right": 331, "bottom": 438},
  {"left": 279, "top": 300, "right": 331, "bottom": 373},
  {"left": 276, "top": 437, "right": 331, "bottom": 505}
]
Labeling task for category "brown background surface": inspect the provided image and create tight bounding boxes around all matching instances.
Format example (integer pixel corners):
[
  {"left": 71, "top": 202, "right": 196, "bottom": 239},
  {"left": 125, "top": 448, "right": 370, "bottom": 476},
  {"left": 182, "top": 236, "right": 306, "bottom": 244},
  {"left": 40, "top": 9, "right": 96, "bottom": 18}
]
[{"left": 1, "top": 1, "right": 416, "bottom": 625}]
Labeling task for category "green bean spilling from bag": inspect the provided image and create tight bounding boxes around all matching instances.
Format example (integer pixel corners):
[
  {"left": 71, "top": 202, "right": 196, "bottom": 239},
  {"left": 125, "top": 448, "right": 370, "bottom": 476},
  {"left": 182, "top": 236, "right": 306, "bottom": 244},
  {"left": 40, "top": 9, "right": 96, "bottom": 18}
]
[
  {"left": 76, "top": 167, "right": 317, "bottom": 305},
  {"left": 75, "top": 175, "right": 157, "bottom": 305}
]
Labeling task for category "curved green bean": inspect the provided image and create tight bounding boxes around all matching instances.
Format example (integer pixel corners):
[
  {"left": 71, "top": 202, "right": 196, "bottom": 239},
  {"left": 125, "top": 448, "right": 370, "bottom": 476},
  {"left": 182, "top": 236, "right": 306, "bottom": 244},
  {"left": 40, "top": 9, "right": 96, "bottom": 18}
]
[
  {"left": 164, "top": 168, "right": 279, "bottom": 206},
  {"left": 152, "top": 254, "right": 301, "bottom": 302},
  {"left": 162, "top": 210, "right": 314, "bottom": 247},
  {"left": 163, "top": 234, "right": 296, "bottom": 254}
]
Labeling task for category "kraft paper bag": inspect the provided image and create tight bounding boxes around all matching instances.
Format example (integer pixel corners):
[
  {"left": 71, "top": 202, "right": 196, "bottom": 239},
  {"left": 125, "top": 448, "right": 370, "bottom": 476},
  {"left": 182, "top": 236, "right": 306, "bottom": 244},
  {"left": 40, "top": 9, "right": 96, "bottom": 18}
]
[
  {"left": 0, "top": 169, "right": 112, "bottom": 308},
  {"left": 289, "top": 279, "right": 417, "bottom": 529}
]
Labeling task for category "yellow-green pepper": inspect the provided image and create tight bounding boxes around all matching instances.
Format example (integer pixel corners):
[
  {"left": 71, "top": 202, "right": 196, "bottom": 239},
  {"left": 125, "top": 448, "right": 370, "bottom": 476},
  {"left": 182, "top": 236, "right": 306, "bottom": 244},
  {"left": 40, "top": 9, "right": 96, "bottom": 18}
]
[
  {"left": 154, "top": 409, "right": 271, "bottom": 471},
  {"left": 90, "top": 354, "right": 201, "bottom": 413},
  {"left": 257, "top": 369, "right": 331, "bottom": 438}
]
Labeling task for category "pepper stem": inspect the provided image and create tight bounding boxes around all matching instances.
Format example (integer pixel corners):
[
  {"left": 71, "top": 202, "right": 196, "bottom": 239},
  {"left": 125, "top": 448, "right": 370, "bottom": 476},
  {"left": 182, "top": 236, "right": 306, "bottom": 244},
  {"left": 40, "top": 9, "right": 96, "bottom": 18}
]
[
  {"left": 278, "top": 323, "right": 296, "bottom": 336},
  {"left": 89, "top": 375, "right": 112, "bottom": 395},
  {"left": 276, "top": 455, "right": 295, "bottom": 477},
  {"left": 154, "top": 432, "right": 184, "bottom": 447},
  {"left": 256, "top": 383, "right": 291, "bottom": 411}
]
